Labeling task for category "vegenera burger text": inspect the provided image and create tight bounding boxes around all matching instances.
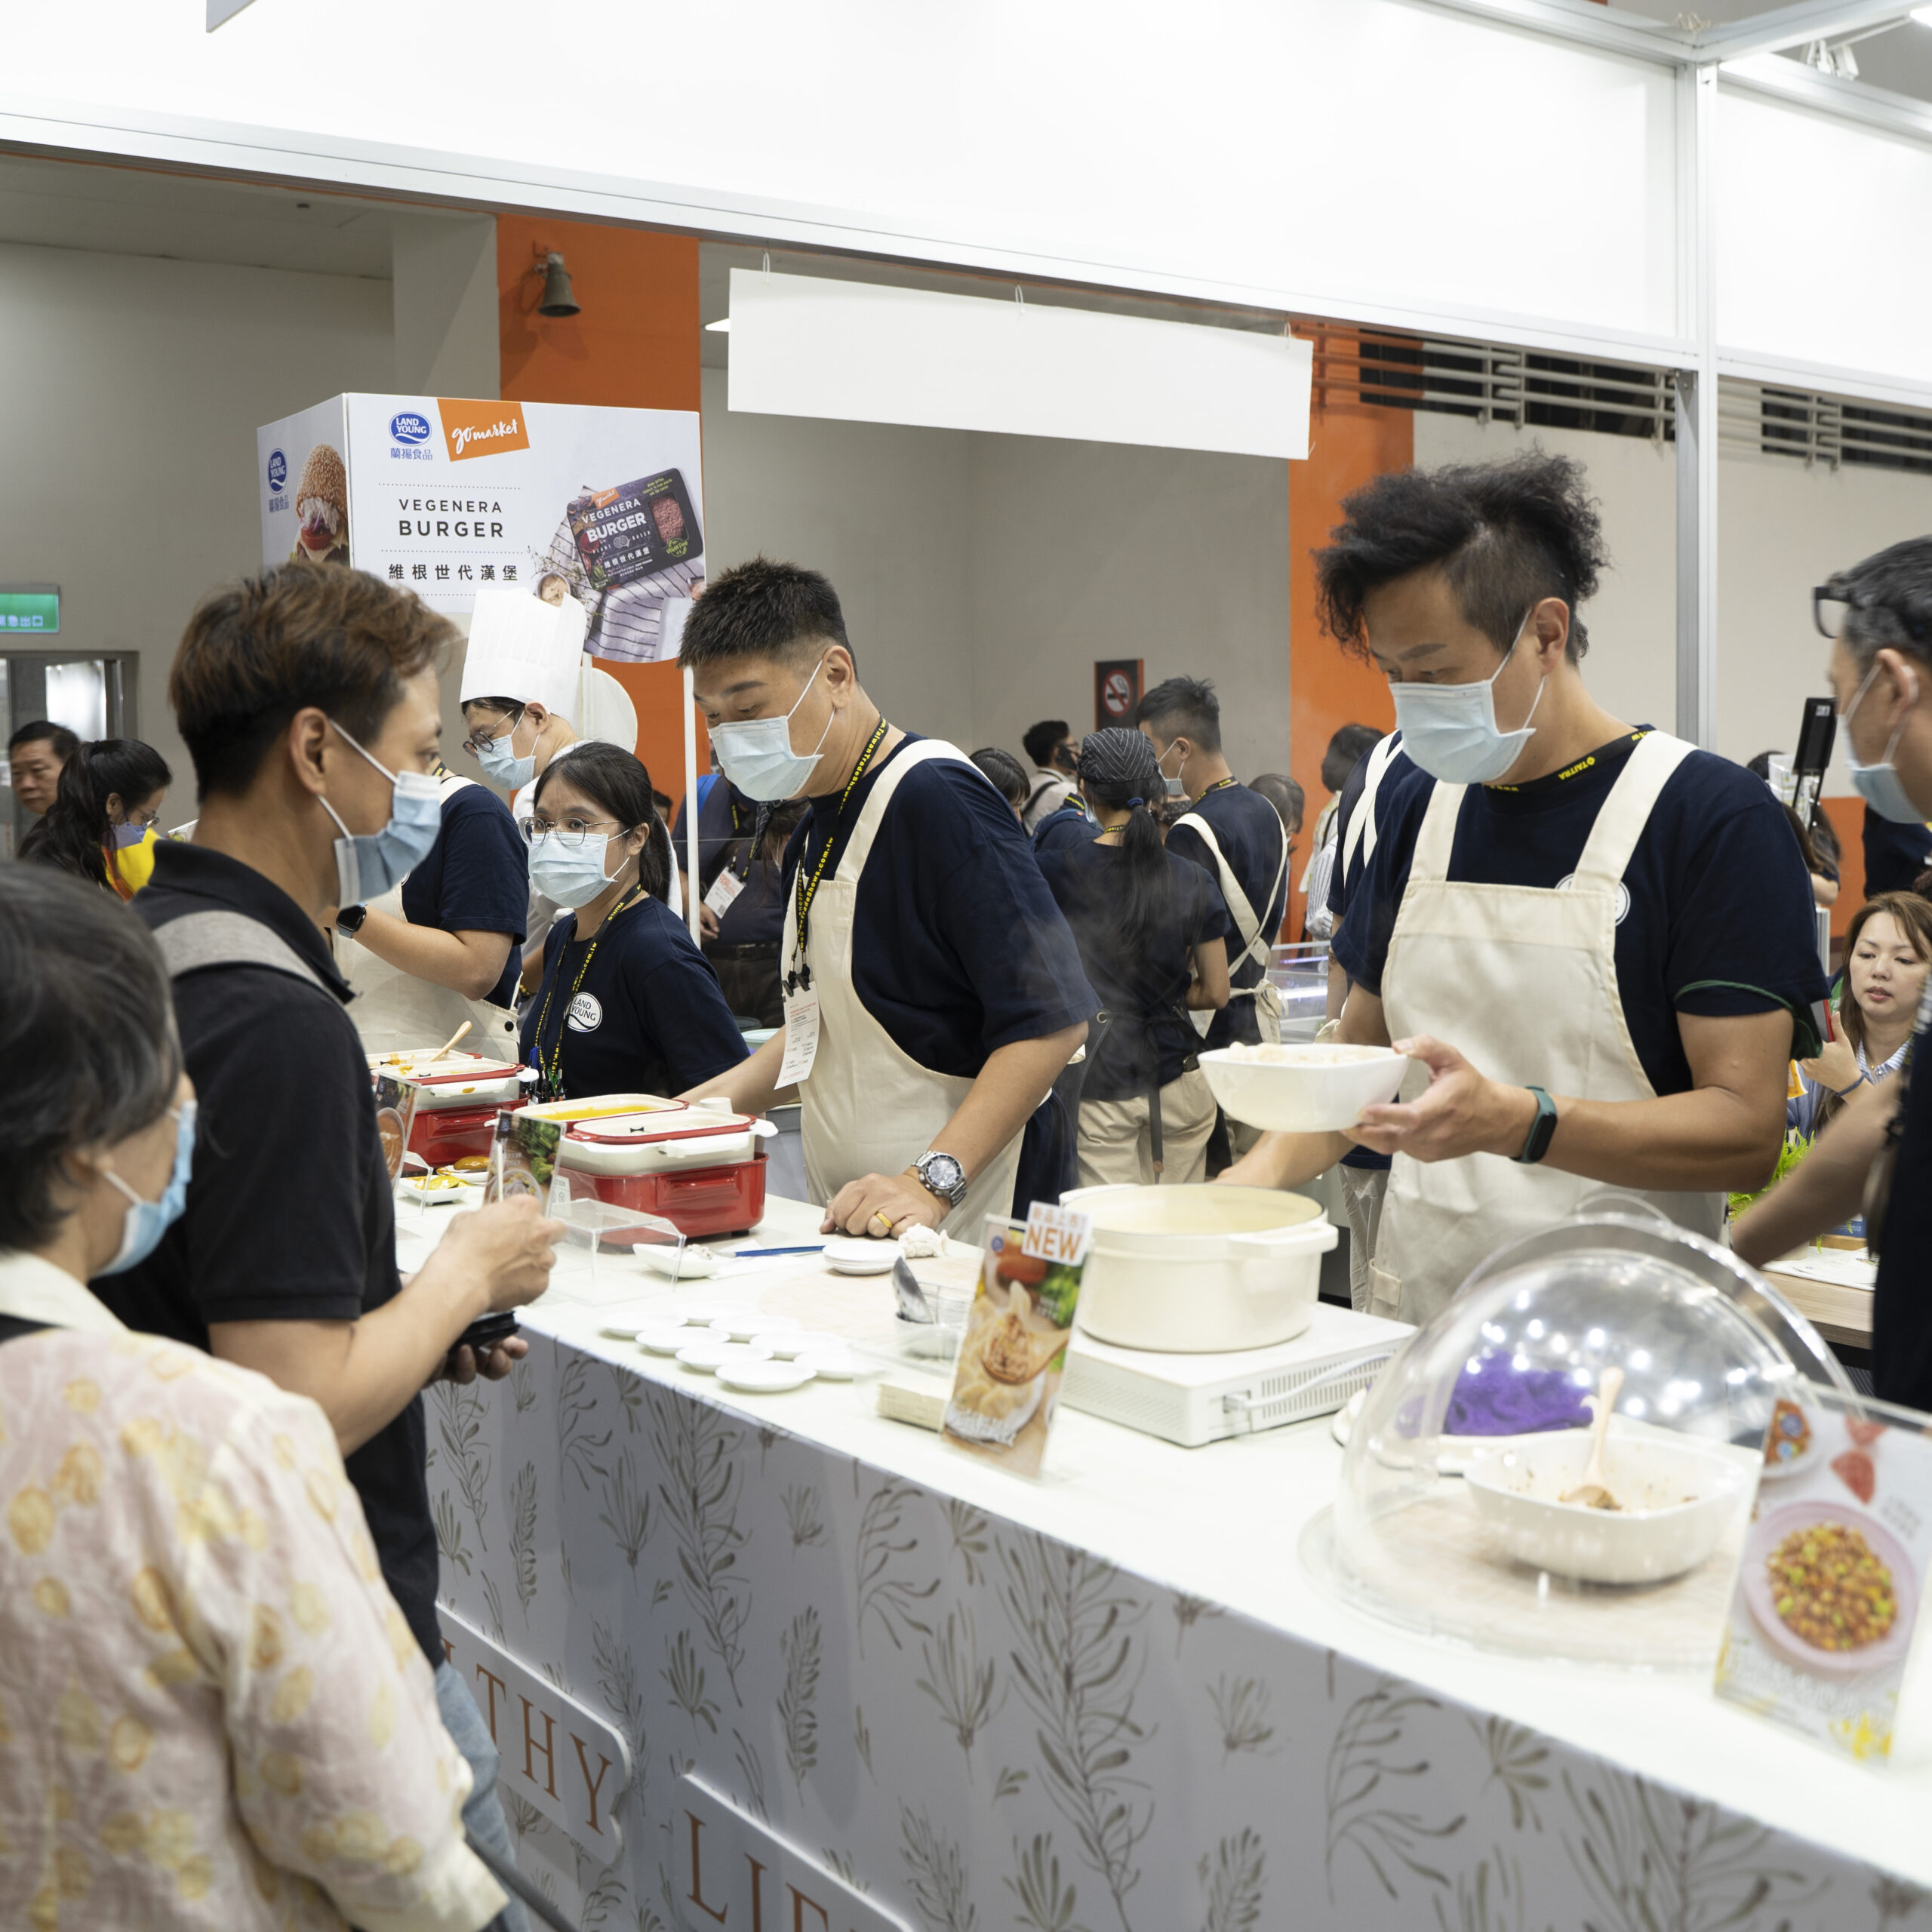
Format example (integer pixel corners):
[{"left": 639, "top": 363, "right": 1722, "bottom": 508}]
[{"left": 398, "top": 496, "right": 506, "bottom": 539}]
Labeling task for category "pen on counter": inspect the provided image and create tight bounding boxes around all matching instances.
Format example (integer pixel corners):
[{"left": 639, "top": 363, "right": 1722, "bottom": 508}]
[{"left": 731, "top": 1244, "right": 826, "bottom": 1259}]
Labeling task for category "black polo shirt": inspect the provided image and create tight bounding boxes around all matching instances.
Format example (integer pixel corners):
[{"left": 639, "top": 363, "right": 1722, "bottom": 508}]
[{"left": 93, "top": 841, "right": 442, "bottom": 1671}]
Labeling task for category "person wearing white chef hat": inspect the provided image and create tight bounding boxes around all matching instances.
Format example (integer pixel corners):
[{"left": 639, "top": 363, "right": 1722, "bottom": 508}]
[
  {"left": 1223, "top": 453, "right": 1828, "bottom": 1326},
  {"left": 457, "top": 583, "right": 646, "bottom": 995}
]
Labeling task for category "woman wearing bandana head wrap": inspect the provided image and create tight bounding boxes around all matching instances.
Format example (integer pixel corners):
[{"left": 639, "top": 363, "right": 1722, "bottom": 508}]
[{"left": 1036, "top": 729, "right": 1234, "bottom": 1187}]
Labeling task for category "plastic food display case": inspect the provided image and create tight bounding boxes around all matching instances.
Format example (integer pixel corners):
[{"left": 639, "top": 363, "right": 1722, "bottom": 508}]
[
  {"left": 1306, "top": 1212, "right": 1853, "bottom": 1669},
  {"left": 517, "top": 1094, "right": 774, "bottom": 1238},
  {"left": 1267, "top": 940, "right": 1331, "bottom": 1044},
  {"left": 366, "top": 1050, "right": 526, "bottom": 1166}
]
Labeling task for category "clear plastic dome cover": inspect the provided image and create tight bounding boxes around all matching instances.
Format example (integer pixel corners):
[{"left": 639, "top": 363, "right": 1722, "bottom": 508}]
[{"left": 1312, "top": 1214, "right": 1853, "bottom": 1666}]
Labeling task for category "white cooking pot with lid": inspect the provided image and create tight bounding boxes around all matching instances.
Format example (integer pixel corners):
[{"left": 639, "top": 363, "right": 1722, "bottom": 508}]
[{"left": 1062, "top": 1183, "right": 1337, "bottom": 1353}]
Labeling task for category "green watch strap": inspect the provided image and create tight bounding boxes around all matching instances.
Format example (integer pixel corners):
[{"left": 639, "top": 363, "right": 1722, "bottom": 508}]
[{"left": 1514, "top": 1086, "right": 1559, "bottom": 1164}]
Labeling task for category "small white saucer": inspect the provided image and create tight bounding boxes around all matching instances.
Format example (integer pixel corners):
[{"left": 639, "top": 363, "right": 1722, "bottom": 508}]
[
  {"left": 676, "top": 1339, "right": 768, "bottom": 1374},
  {"left": 715, "top": 1360, "right": 816, "bottom": 1394},
  {"left": 709, "top": 1312, "right": 800, "bottom": 1343},
  {"left": 823, "top": 1237, "right": 897, "bottom": 1275}
]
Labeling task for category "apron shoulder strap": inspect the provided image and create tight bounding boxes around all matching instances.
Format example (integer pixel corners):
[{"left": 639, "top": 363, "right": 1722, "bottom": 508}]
[
  {"left": 151, "top": 910, "right": 331, "bottom": 995},
  {"left": 1409, "top": 777, "right": 1465, "bottom": 885},
  {"left": 848, "top": 740, "right": 971, "bottom": 873},
  {"left": 1571, "top": 732, "right": 1696, "bottom": 889},
  {"left": 1342, "top": 731, "right": 1403, "bottom": 878},
  {"left": 1172, "top": 805, "right": 1286, "bottom": 977}
]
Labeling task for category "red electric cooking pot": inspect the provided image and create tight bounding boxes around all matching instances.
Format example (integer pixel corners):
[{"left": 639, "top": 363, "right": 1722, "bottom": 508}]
[
  {"left": 518, "top": 1095, "right": 774, "bottom": 1238},
  {"left": 366, "top": 1050, "right": 526, "bottom": 1167}
]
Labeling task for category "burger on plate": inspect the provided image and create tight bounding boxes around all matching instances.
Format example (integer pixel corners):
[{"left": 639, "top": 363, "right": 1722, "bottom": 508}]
[{"left": 291, "top": 443, "right": 349, "bottom": 565}]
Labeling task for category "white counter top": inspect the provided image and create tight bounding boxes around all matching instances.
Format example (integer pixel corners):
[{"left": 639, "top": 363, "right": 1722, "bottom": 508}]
[{"left": 405, "top": 1192, "right": 1932, "bottom": 1890}]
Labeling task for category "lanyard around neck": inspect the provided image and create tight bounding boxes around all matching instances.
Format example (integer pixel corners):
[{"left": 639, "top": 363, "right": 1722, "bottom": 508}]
[
  {"left": 786, "top": 717, "right": 890, "bottom": 996},
  {"left": 530, "top": 883, "right": 648, "bottom": 1100}
]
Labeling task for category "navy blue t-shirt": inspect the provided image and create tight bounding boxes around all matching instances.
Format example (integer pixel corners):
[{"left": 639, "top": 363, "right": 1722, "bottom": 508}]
[
  {"left": 1327, "top": 733, "right": 1414, "bottom": 1173},
  {"left": 1033, "top": 803, "right": 1099, "bottom": 856},
  {"left": 521, "top": 894, "right": 749, "bottom": 1100},
  {"left": 783, "top": 737, "right": 1095, "bottom": 1078},
  {"left": 671, "top": 776, "right": 789, "bottom": 949},
  {"left": 1863, "top": 804, "right": 1932, "bottom": 897},
  {"left": 1038, "top": 838, "right": 1232, "bottom": 1100},
  {"left": 1166, "top": 783, "right": 1289, "bottom": 1051},
  {"left": 401, "top": 782, "right": 528, "bottom": 1006},
  {"left": 1334, "top": 731, "right": 1828, "bottom": 1095}
]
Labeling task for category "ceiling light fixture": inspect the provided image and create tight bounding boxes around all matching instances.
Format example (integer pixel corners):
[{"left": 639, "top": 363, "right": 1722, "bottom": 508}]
[{"left": 535, "top": 251, "right": 581, "bottom": 318}]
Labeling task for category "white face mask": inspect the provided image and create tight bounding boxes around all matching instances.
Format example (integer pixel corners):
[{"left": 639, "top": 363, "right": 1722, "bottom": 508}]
[
  {"left": 1389, "top": 609, "right": 1544, "bottom": 786},
  {"left": 1841, "top": 660, "right": 1927, "bottom": 826},
  {"left": 707, "top": 662, "right": 835, "bottom": 801},
  {"left": 1156, "top": 742, "right": 1187, "bottom": 798}
]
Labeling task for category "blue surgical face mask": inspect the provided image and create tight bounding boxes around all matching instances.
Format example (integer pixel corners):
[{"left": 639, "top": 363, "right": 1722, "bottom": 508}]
[
  {"left": 707, "top": 662, "right": 835, "bottom": 801},
  {"left": 97, "top": 1100, "right": 196, "bottom": 1277},
  {"left": 318, "top": 721, "right": 445, "bottom": 905},
  {"left": 529, "top": 828, "right": 635, "bottom": 911},
  {"left": 472, "top": 723, "right": 535, "bottom": 791},
  {"left": 1841, "top": 661, "right": 1928, "bottom": 825},
  {"left": 112, "top": 821, "right": 150, "bottom": 851},
  {"left": 1389, "top": 609, "right": 1544, "bottom": 786}
]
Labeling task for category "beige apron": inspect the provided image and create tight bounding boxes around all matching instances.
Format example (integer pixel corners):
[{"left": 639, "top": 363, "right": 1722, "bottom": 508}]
[
  {"left": 342, "top": 774, "right": 522, "bottom": 1058},
  {"left": 1367, "top": 731, "right": 1724, "bottom": 1327},
  {"left": 783, "top": 739, "right": 1025, "bottom": 1241},
  {"left": 1171, "top": 802, "right": 1287, "bottom": 1045}
]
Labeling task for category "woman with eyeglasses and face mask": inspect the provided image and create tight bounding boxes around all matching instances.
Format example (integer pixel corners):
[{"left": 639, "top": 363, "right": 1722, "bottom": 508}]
[
  {"left": 18, "top": 736, "right": 171, "bottom": 899},
  {"left": 0, "top": 866, "right": 507, "bottom": 1932},
  {"left": 519, "top": 741, "right": 748, "bottom": 1103}
]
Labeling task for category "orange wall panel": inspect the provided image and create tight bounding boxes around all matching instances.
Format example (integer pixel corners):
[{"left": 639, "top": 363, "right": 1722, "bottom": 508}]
[
  {"left": 496, "top": 217, "right": 704, "bottom": 810},
  {"left": 1286, "top": 343, "right": 1410, "bottom": 936},
  {"left": 1819, "top": 794, "right": 1866, "bottom": 942}
]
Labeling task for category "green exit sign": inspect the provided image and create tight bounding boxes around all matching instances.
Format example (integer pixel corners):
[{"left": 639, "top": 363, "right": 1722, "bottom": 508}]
[{"left": 0, "top": 588, "right": 58, "bottom": 635}]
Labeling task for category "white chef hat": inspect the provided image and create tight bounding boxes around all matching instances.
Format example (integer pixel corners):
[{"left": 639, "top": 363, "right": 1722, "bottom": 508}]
[{"left": 459, "top": 585, "right": 589, "bottom": 721}]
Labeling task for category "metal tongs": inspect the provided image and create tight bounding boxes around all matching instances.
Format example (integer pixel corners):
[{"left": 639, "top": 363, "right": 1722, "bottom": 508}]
[{"left": 893, "top": 1256, "right": 934, "bottom": 1324}]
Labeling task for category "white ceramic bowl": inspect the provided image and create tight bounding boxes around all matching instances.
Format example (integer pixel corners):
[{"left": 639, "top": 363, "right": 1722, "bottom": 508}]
[
  {"left": 1200, "top": 1043, "right": 1408, "bottom": 1134},
  {"left": 1465, "top": 1431, "right": 1751, "bottom": 1586}
]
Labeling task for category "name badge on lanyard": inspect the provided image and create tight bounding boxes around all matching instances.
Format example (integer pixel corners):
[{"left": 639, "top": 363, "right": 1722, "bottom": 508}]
[
  {"left": 703, "top": 869, "right": 745, "bottom": 918},
  {"left": 779, "top": 983, "right": 820, "bottom": 1086}
]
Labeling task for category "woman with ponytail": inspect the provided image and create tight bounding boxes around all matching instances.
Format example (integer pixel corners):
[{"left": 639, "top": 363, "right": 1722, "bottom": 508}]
[
  {"left": 19, "top": 737, "right": 171, "bottom": 899},
  {"left": 518, "top": 740, "right": 748, "bottom": 1102},
  {"left": 1037, "top": 728, "right": 1232, "bottom": 1185}
]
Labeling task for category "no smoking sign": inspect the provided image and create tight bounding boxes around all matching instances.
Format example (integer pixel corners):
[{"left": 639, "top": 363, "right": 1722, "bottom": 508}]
[{"left": 1093, "top": 657, "right": 1143, "bottom": 731}]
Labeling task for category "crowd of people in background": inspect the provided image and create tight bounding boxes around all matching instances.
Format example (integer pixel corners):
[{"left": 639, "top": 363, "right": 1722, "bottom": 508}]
[{"left": 12, "top": 461, "right": 1932, "bottom": 1924}]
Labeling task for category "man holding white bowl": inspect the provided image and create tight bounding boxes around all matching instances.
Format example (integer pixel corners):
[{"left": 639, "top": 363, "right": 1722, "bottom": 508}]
[{"left": 1222, "top": 453, "right": 1825, "bottom": 1325}]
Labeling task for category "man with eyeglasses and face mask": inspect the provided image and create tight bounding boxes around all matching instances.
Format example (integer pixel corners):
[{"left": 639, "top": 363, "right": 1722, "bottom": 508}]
[
  {"left": 1733, "top": 538, "right": 1932, "bottom": 1410},
  {"left": 1224, "top": 453, "right": 1827, "bottom": 1327},
  {"left": 677, "top": 558, "right": 1094, "bottom": 1239}
]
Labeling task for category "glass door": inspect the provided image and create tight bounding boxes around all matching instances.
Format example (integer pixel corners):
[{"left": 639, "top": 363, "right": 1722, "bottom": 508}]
[{"left": 3, "top": 653, "right": 133, "bottom": 860}]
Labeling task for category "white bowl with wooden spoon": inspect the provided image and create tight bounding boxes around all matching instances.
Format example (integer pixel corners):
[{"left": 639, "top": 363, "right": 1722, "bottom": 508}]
[{"left": 1465, "top": 1429, "right": 1752, "bottom": 1586}]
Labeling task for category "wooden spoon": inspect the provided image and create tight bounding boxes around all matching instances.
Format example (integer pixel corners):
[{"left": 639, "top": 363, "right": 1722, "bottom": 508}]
[
  {"left": 1561, "top": 1366, "right": 1626, "bottom": 1511},
  {"left": 426, "top": 1019, "right": 472, "bottom": 1065}
]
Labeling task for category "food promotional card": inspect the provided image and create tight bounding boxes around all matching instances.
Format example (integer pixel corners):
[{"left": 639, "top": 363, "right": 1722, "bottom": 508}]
[
  {"left": 484, "top": 1109, "right": 564, "bottom": 1208},
  {"left": 256, "top": 395, "right": 703, "bottom": 662},
  {"left": 1715, "top": 1386, "right": 1932, "bottom": 1764},
  {"left": 371, "top": 1072, "right": 420, "bottom": 1183},
  {"left": 942, "top": 1205, "right": 1091, "bottom": 1478}
]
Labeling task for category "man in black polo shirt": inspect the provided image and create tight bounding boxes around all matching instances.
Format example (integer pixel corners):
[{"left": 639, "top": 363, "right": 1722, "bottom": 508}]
[{"left": 94, "top": 565, "right": 557, "bottom": 1930}]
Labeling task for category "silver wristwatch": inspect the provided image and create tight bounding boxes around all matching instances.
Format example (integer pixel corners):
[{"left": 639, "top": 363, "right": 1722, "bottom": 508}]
[{"left": 912, "top": 1150, "right": 968, "bottom": 1207}]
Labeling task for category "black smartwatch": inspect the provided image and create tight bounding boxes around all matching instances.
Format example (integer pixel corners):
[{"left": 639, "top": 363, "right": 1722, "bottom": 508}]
[
  {"left": 335, "top": 903, "right": 368, "bottom": 939},
  {"left": 1513, "top": 1086, "right": 1559, "bottom": 1164}
]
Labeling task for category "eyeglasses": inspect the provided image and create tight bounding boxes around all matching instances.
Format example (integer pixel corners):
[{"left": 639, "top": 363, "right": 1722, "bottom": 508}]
[
  {"left": 463, "top": 705, "right": 525, "bottom": 755},
  {"left": 1815, "top": 586, "right": 1930, "bottom": 644},
  {"left": 518, "top": 815, "right": 623, "bottom": 848}
]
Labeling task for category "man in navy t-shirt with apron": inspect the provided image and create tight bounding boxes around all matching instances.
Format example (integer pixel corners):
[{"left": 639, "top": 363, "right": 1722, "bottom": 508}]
[
  {"left": 1225, "top": 454, "right": 1827, "bottom": 1326},
  {"left": 1135, "top": 676, "right": 1290, "bottom": 1164},
  {"left": 676, "top": 559, "right": 1094, "bottom": 1241}
]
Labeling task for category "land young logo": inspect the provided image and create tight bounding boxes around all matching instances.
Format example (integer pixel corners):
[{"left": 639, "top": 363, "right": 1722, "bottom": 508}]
[
  {"left": 266, "top": 448, "right": 288, "bottom": 492},
  {"left": 437, "top": 397, "right": 531, "bottom": 462},
  {"left": 389, "top": 411, "right": 433, "bottom": 445}
]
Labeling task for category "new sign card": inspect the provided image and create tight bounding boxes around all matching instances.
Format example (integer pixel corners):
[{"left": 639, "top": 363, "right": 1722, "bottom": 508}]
[
  {"left": 257, "top": 395, "right": 703, "bottom": 661},
  {"left": 1715, "top": 1386, "right": 1932, "bottom": 1764},
  {"left": 941, "top": 1205, "right": 1091, "bottom": 1479},
  {"left": 484, "top": 1109, "right": 563, "bottom": 1208},
  {"left": 371, "top": 1072, "right": 420, "bottom": 1183}
]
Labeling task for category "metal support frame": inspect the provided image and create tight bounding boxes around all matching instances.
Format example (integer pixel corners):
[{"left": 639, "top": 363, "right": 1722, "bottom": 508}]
[{"left": 1675, "top": 65, "right": 1720, "bottom": 752}]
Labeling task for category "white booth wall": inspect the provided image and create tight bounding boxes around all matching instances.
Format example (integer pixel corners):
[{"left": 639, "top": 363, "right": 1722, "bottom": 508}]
[{"left": 698, "top": 368, "right": 1294, "bottom": 777}]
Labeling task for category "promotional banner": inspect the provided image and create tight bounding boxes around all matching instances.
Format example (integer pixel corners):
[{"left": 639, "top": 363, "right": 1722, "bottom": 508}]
[{"left": 256, "top": 395, "right": 704, "bottom": 664}]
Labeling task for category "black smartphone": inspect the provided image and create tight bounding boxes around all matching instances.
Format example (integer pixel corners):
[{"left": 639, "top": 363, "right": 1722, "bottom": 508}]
[{"left": 456, "top": 1312, "right": 521, "bottom": 1357}]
